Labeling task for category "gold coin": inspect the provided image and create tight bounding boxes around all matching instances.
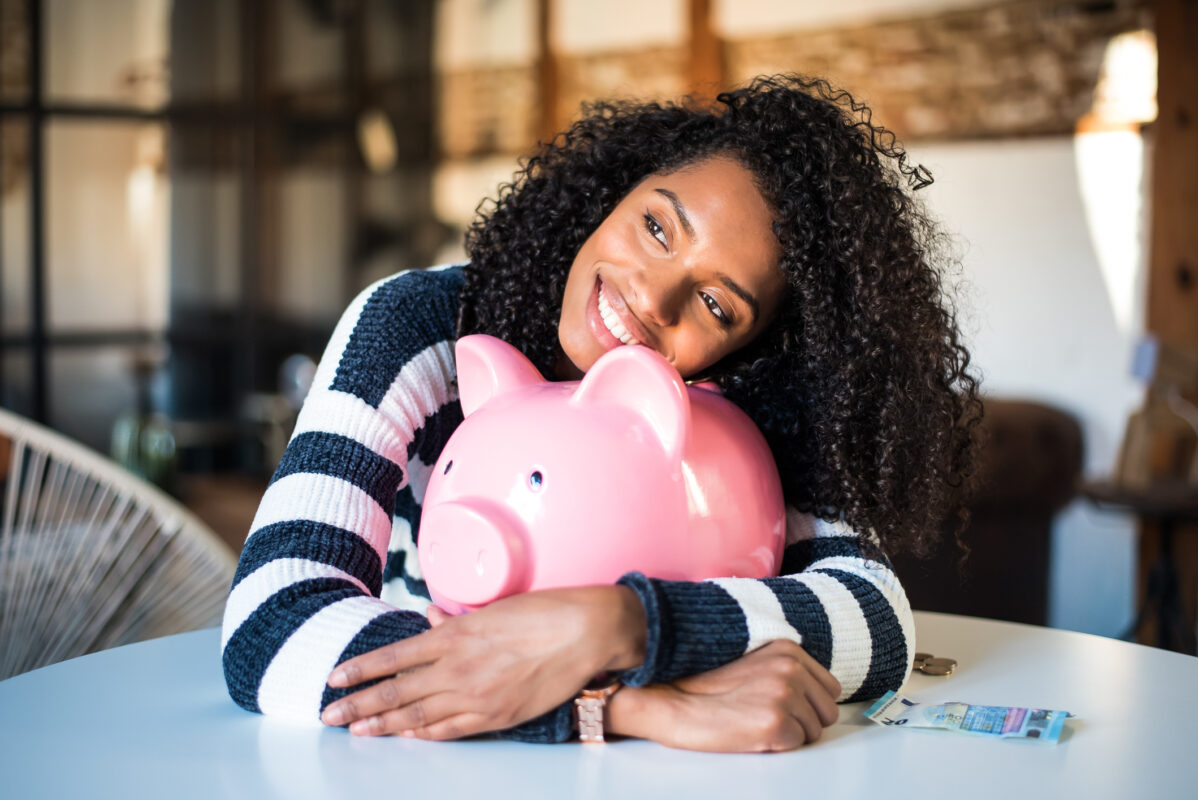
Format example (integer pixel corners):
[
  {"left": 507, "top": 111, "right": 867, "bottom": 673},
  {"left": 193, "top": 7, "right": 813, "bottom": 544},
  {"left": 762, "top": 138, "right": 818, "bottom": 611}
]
[
  {"left": 914, "top": 652, "right": 934, "bottom": 662},
  {"left": 920, "top": 663, "right": 954, "bottom": 676},
  {"left": 924, "top": 657, "right": 958, "bottom": 669}
]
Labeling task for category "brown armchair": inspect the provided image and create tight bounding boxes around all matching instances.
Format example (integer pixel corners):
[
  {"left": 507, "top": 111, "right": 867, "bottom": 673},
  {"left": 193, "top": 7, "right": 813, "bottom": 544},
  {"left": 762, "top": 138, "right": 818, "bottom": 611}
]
[{"left": 890, "top": 398, "right": 1084, "bottom": 626}]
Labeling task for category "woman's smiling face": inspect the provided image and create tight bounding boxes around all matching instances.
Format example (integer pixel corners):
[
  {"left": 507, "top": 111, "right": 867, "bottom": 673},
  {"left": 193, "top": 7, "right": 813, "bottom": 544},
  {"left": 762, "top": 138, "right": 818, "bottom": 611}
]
[{"left": 557, "top": 156, "right": 785, "bottom": 380}]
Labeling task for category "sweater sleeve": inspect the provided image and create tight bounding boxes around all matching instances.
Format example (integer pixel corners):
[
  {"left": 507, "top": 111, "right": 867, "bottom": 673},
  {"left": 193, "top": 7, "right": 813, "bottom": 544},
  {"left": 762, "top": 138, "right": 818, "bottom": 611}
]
[
  {"left": 616, "top": 508, "right": 915, "bottom": 703},
  {"left": 219, "top": 267, "right": 574, "bottom": 741}
]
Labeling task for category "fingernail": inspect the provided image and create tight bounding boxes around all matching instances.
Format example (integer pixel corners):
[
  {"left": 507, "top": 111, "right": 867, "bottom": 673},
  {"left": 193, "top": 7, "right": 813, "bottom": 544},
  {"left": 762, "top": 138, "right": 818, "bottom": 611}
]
[
  {"left": 401, "top": 729, "right": 415, "bottom": 738},
  {"left": 328, "top": 670, "right": 346, "bottom": 687},
  {"left": 324, "top": 705, "right": 344, "bottom": 726},
  {"left": 350, "top": 720, "right": 370, "bottom": 735}
]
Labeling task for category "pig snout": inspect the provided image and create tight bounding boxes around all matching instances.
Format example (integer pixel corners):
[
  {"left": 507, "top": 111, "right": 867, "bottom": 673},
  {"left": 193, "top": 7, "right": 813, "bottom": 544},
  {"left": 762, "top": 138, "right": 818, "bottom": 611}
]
[{"left": 418, "top": 500, "right": 529, "bottom": 607}]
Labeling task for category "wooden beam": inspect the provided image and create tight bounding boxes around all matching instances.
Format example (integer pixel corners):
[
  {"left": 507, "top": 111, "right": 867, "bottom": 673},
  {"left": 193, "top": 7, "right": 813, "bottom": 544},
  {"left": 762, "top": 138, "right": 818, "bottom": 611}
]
[
  {"left": 1147, "top": 0, "right": 1198, "bottom": 347},
  {"left": 536, "top": 0, "right": 560, "bottom": 145},
  {"left": 687, "top": 0, "right": 722, "bottom": 100}
]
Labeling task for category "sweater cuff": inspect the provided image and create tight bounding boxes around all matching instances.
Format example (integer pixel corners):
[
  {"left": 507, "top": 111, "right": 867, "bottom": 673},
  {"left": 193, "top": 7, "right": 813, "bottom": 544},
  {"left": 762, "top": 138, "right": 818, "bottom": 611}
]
[
  {"left": 615, "top": 572, "right": 664, "bottom": 687},
  {"left": 498, "top": 699, "right": 576, "bottom": 743},
  {"left": 617, "top": 572, "right": 751, "bottom": 684}
]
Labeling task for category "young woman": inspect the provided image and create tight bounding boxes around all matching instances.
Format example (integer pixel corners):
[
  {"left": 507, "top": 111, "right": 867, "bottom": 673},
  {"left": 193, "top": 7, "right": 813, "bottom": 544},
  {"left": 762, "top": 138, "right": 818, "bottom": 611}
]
[{"left": 221, "top": 74, "right": 981, "bottom": 752}]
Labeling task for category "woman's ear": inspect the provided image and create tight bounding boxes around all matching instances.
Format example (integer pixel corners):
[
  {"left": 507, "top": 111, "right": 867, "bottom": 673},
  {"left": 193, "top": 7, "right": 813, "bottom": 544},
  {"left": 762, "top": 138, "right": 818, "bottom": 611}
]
[{"left": 455, "top": 335, "right": 545, "bottom": 416}]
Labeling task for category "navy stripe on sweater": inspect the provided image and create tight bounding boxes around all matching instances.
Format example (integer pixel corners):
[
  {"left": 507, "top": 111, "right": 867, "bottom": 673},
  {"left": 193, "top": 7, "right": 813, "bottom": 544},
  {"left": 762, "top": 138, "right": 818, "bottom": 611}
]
[
  {"left": 817, "top": 567, "right": 907, "bottom": 701},
  {"left": 319, "top": 610, "right": 432, "bottom": 711},
  {"left": 272, "top": 431, "right": 404, "bottom": 516},
  {"left": 233, "top": 520, "right": 384, "bottom": 595},
  {"left": 224, "top": 577, "right": 365, "bottom": 713},
  {"left": 331, "top": 268, "right": 464, "bottom": 407},
  {"left": 409, "top": 400, "right": 465, "bottom": 467},
  {"left": 317, "top": 608, "right": 571, "bottom": 743},
  {"left": 392, "top": 484, "right": 422, "bottom": 548},
  {"left": 780, "top": 535, "right": 893, "bottom": 576},
  {"left": 762, "top": 576, "right": 833, "bottom": 669},
  {"left": 617, "top": 574, "right": 750, "bottom": 684}
]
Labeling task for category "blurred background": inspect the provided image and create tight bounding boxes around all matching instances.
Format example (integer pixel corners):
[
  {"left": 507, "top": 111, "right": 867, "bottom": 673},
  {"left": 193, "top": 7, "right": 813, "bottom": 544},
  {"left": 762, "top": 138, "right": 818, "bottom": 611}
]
[{"left": 1, "top": 0, "right": 1195, "bottom": 646}]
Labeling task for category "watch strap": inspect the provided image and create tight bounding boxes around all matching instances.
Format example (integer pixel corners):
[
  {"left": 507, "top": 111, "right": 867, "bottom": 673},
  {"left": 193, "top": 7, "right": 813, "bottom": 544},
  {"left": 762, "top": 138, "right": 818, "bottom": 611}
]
[{"left": 574, "top": 681, "right": 622, "bottom": 743}]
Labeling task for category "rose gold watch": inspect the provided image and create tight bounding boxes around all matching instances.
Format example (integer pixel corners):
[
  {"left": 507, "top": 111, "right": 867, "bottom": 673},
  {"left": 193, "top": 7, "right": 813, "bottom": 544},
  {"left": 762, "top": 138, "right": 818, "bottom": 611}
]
[{"left": 574, "top": 680, "right": 622, "bottom": 743}]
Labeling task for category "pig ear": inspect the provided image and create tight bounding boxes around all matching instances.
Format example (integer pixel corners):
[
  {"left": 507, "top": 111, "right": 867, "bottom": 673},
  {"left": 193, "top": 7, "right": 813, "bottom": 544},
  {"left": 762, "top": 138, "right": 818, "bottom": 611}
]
[
  {"left": 455, "top": 335, "right": 545, "bottom": 417},
  {"left": 571, "top": 346, "right": 690, "bottom": 462}
]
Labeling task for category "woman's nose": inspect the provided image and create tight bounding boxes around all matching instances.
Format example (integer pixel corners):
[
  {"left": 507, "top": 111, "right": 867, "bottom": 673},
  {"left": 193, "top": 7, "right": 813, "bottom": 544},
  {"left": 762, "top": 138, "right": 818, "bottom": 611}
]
[{"left": 627, "top": 266, "right": 685, "bottom": 327}]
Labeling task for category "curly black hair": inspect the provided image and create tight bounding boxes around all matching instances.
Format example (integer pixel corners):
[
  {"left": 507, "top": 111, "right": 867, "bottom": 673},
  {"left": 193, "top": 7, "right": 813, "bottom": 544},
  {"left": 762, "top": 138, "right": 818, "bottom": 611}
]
[{"left": 458, "top": 74, "right": 982, "bottom": 558}]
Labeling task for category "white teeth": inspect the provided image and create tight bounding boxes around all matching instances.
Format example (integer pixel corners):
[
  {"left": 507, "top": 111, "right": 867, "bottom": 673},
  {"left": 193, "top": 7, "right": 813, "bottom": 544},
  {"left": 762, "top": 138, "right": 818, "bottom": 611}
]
[{"left": 597, "top": 285, "right": 640, "bottom": 345}]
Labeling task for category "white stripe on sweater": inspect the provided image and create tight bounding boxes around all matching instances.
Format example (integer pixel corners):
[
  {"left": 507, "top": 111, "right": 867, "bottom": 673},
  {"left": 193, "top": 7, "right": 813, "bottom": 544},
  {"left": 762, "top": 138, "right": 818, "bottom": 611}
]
[
  {"left": 811, "top": 555, "right": 905, "bottom": 598},
  {"left": 707, "top": 577, "right": 804, "bottom": 653},
  {"left": 813, "top": 554, "right": 915, "bottom": 677},
  {"left": 406, "top": 454, "right": 436, "bottom": 508},
  {"left": 784, "top": 507, "right": 818, "bottom": 545},
  {"left": 784, "top": 571, "right": 870, "bottom": 700},
  {"left": 814, "top": 518, "right": 858, "bottom": 538},
  {"left": 388, "top": 515, "right": 414, "bottom": 554},
  {"left": 290, "top": 390, "right": 410, "bottom": 466},
  {"left": 377, "top": 341, "right": 458, "bottom": 436},
  {"left": 250, "top": 473, "right": 392, "bottom": 558},
  {"left": 221, "top": 559, "right": 371, "bottom": 650},
  {"left": 291, "top": 341, "right": 458, "bottom": 470},
  {"left": 380, "top": 579, "right": 435, "bottom": 613},
  {"left": 256, "top": 595, "right": 395, "bottom": 722}
]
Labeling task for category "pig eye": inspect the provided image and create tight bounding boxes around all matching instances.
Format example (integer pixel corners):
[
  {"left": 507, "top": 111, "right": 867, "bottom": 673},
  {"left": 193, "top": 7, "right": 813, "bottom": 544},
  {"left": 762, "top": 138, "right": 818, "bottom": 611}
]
[
  {"left": 528, "top": 471, "right": 543, "bottom": 490},
  {"left": 443, "top": 460, "right": 453, "bottom": 475}
]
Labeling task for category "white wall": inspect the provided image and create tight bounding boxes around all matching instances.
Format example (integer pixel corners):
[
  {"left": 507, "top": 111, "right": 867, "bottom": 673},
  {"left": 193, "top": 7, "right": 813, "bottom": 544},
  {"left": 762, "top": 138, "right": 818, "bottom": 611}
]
[
  {"left": 435, "top": 0, "right": 537, "bottom": 70},
  {"left": 913, "top": 135, "right": 1146, "bottom": 636}
]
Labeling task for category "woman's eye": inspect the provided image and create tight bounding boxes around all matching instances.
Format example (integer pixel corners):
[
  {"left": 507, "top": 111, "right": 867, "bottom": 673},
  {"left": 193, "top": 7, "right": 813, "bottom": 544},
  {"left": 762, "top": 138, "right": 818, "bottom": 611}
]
[
  {"left": 701, "top": 292, "right": 732, "bottom": 326},
  {"left": 643, "top": 213, "right": 667, "bottom": 248}
]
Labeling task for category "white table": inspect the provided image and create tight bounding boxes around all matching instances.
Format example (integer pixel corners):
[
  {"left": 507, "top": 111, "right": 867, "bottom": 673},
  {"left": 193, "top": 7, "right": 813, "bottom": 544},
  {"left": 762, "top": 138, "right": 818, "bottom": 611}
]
[{"left": 2, "top": 612, "right": 1196, "bottom": 799}]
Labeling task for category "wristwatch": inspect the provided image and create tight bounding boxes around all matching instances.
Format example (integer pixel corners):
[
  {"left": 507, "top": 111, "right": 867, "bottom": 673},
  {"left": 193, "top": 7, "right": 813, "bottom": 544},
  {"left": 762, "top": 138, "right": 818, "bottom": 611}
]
[{"left": 574, "top": 679, "right": 622, "bottom": 743}]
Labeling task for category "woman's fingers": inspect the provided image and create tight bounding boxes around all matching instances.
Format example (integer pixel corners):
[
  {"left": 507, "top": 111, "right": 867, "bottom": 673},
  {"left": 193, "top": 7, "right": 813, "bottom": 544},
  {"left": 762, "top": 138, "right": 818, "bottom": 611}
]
[
  {"left": 338, "top": 697, "right": 517, "bottom": 741},
  {"left": 425, "top": 605, "right": 451, "bottom": 627},
  {"left": 792, "top": 644, "right": 842, "bottom": 701},
  {"left": 806, "top": 678, "right": 840, "bottom": 727},
  {"left": 327, "top": 631, "right": 442, "bottom": 688},
  {"left": 646, "top": 640, "right": 845, "bottom": 752},
  {"left": 406, "top": 712, "right": 492, "bottom": 741},
  {"left": 784, "top": 693, "right": 825, "bottom": 746},
  {"left": 322, "top": 666, "right": 442, "bottom": 727},
  {"left": 343, "top": 692, "right": 462, "bottom": 737}
]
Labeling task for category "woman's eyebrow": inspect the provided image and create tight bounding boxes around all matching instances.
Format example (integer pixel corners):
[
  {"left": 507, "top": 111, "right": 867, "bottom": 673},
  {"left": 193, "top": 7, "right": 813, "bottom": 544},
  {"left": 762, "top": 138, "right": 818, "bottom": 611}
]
[
  {"left": 653, "top": 188, "right": 695, "bottom": 239},
  {"left": 719, "top": 275, "right": 760, "bottom": 325},
  {"left": 653, "top": 186, "right": 760, "bottom": 324}
]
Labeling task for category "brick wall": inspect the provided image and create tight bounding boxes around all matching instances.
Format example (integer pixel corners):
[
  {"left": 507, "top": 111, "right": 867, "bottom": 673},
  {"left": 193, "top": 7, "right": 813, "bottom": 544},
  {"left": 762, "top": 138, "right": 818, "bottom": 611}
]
[
  {"left": 725, "top": 0, "right": 1152, "bottom": 140},
  {"left": 437, "top": 0, "right": 1153, "bottom": 160}
]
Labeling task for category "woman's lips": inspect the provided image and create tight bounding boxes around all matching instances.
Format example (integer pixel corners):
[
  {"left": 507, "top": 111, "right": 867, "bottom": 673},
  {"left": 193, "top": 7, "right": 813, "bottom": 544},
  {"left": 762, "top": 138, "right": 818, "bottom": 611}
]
[
  {"left": 597, "top": 285, "right": 640, "bottom": 345},
  {"left": 586, "top": 277, "right": 622, "bottom": 352},
  {"left": 586, "top": 276, "right": 646, "bottom": 353}
]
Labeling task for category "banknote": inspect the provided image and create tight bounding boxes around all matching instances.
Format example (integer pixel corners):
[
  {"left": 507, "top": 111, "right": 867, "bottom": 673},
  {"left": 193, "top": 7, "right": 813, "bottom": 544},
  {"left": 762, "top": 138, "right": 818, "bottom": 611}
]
[{"left": 865, "top": 691, "right": 1073, "bottom": 743}]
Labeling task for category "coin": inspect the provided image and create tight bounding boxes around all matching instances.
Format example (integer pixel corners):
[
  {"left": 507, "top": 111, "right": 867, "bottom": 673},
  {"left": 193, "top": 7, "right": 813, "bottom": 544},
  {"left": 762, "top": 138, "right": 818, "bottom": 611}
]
[
  {"left": 914, "top": 652, "right": 933, "bottom": 663},
  {"left": 920, "top": 662, "right": 954, "bottom": 676},
  {"left": 923, "top": 657, "right": 957, "bottom": 669}
]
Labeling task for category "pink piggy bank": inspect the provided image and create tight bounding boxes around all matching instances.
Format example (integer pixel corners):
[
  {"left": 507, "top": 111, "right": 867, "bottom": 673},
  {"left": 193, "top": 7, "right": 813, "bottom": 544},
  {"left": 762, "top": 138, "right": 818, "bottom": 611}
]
[{"left": 417, "top": 334, "right": 786, "bottom": 615}]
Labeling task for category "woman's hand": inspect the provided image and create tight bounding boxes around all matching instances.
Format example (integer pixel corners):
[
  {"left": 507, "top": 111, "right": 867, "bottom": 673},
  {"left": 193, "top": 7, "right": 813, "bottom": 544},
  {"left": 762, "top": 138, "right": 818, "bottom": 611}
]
[
  {"left": 320, "top": 586, "right": 646, "bottom": 739},
  {"left": 609, "top": 640, "right": 841, "bottom": 752}
]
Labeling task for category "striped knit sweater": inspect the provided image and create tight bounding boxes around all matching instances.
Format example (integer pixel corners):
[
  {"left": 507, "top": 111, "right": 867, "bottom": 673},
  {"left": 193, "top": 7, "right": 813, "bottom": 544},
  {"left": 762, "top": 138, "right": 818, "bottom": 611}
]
[{"left": 221, "top": 265, "right": 915, "bottom": 742}]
